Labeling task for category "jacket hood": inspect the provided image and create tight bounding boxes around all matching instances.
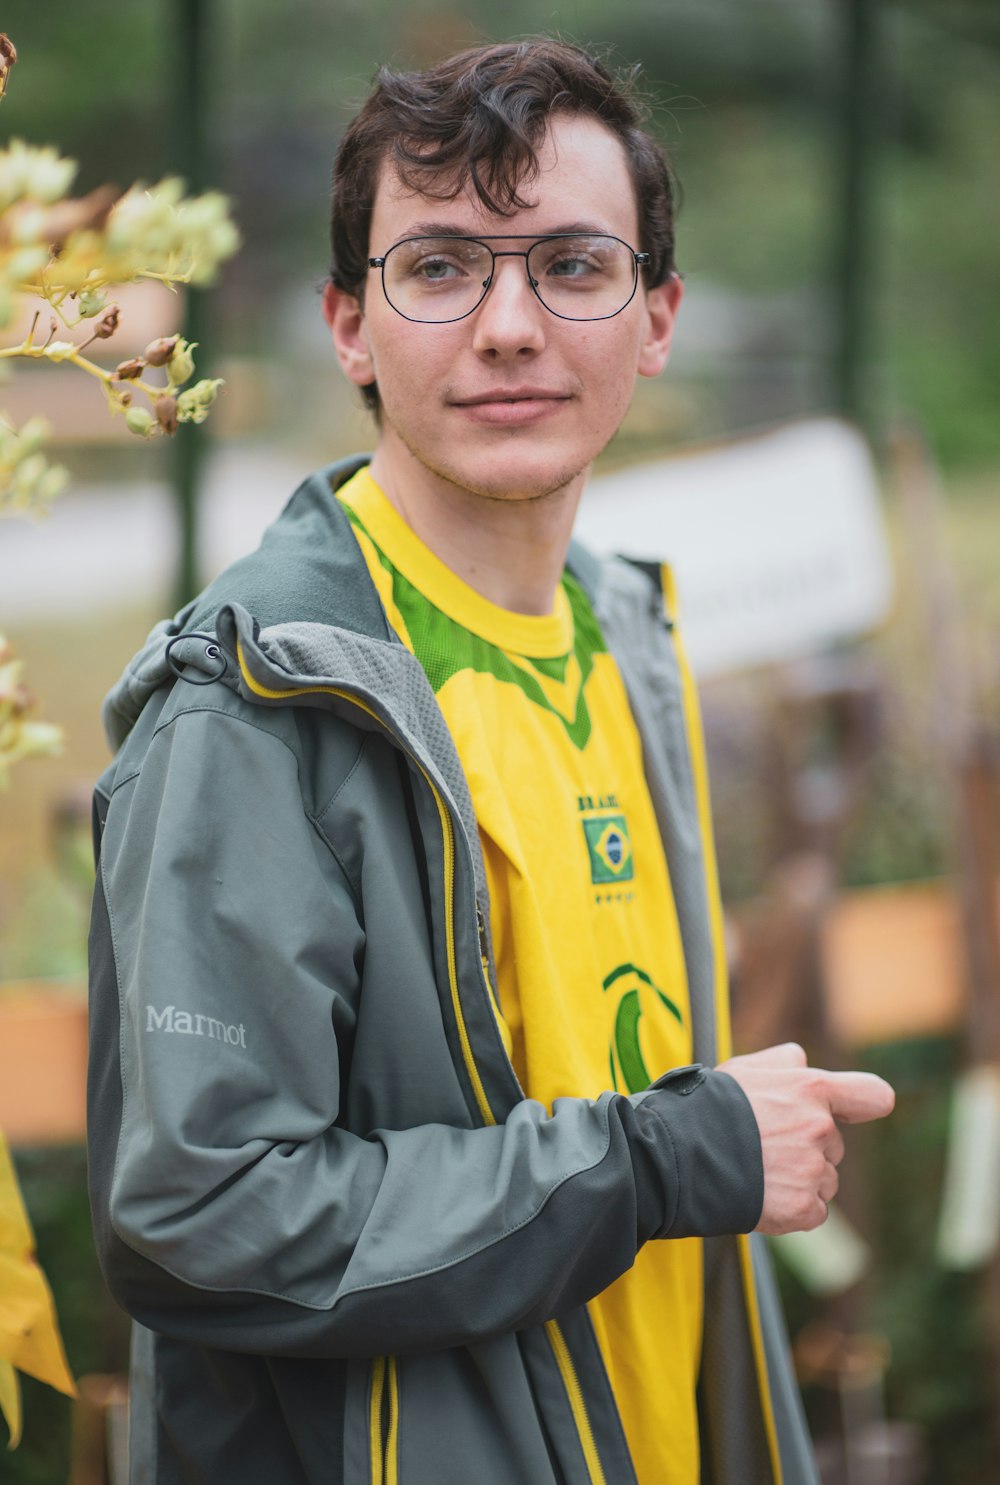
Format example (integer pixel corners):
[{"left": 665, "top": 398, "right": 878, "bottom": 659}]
[{"left": 102, "top": 456, "right": 392, "bottom": 750}]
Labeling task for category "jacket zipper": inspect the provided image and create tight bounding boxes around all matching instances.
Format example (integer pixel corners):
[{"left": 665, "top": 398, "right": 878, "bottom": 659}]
[
  {"left": 368, "top": 1355, "right": 399, "bottom": 1485},
  {"left": 544, "top": 1321, "right": 607, "bottom": 1485},
  {"left": 236, "top": 638, "right": 498, "bottom": 1125},
  {"left": 236, "top": 640, "right": 610, "bottom": 1484}
]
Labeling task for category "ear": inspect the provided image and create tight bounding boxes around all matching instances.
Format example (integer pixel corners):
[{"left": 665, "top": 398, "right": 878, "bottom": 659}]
[
  {"left": 322, "top": 280, "right": 375, "bottom": 387},
  {"left": 637, "top": 272, "right": 684, "bottom": 379}
]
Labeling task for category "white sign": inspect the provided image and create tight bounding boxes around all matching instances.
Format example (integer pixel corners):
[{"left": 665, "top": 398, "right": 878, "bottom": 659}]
[{"left": 577, "top": 419, "right": 894, "bottom": 678}]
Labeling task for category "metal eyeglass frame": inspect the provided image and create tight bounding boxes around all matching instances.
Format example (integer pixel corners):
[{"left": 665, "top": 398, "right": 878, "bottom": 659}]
[{"left": 367, "top": 233, "right": 651, "bottom": 324}]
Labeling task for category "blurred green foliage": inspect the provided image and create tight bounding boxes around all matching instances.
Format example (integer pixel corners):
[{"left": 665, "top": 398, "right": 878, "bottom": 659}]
[
  {"left": 0, "top": 868, "right": 90, "bottom": 983},
  {"left": 774, "top": 1037, "right": 996, "bottom": 1485},
  {"left": 862, "top": 1039, "right": 995, "bottom": 1485}
]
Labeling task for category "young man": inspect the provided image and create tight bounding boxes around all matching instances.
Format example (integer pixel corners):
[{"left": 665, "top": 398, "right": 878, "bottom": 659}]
[{"left": 88, "top": 39, "right": 893, "bottom": 1485}]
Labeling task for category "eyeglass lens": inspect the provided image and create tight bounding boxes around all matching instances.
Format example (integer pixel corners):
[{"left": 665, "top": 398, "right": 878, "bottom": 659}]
[{"left": 382, "top": 235, "right": 638, "bottom": 322}]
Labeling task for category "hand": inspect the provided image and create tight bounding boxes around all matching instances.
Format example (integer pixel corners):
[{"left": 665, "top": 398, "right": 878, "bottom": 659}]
[{"left": 716, "top": 1042, "right": 895, "bottom": 1236}]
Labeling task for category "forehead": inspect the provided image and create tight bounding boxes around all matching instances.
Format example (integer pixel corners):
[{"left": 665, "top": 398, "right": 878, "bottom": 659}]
[{"left": 370, "top": 113, "right": 640, "bottom": 245}]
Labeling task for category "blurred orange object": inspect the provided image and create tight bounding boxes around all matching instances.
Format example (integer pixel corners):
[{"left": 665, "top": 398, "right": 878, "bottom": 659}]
[
  {"left": 0, "top": 984, "right": 87, "bottom": 1145},
  {"left": 821, "top": 880, "right": 968, "bottom": 1047}
]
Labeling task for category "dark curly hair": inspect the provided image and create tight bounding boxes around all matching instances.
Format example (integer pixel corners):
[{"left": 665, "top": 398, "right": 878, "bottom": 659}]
[{"left": 329, "top": 38, "right": 679, "bottom": 414}]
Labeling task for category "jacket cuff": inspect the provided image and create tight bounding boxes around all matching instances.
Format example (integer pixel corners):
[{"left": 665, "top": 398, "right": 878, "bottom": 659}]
[{"left": 630, "top": 1065, "right": 764, "bottom": 1239}]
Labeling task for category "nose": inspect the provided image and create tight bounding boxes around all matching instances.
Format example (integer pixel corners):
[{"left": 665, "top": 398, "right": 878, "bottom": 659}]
[{"left": 470, "top": 253, "right": 547, "bottom": 359}]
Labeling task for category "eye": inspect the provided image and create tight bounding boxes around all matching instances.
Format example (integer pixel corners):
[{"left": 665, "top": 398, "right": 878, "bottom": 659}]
[
  {"left": 531, "top": 237, "right": 617, "bottom": 286},
  {"left": 412, "top": 255, "right": 466, "bottom": 282},
  {"left": 391, "top": 238, "right": 488, "bottom": 288},
  {"left": 548, "top": 253, "right": 599, "bottom": 278}
]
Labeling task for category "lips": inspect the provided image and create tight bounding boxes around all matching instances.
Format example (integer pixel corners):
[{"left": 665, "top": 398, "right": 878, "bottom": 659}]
[
  {"left": 449, "top": 387, "right": 573, "bottom": 427},
  {"left": 452, "top": 387, "right": 571, "bottom": 406}
]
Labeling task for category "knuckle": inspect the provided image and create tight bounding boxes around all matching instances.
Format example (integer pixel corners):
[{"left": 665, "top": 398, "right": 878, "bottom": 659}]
[
  {"left": 793, "top": 1193, "right": 817, "bottom": 1228},
  {"left": 805, "top": 1109, "right": 836, "bottom": 1146},
  {"left": 803, "top": 1069, "right": 828, "bottom": 1101}
]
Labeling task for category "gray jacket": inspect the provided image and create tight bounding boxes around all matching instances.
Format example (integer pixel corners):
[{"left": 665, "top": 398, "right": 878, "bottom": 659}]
[{"left": 88, "top": 456, "right": 818, "bottom": 1484}]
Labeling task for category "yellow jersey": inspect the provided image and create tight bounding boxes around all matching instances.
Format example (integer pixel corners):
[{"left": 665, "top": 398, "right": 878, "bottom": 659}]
[{"left": 338, "top": 467, "right": 703, "bottom": 1485}]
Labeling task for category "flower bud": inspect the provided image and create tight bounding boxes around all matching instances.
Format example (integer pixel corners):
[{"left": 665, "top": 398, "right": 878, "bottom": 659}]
[
  {"left": 155, "top": 394, "right": 178, "bottom": 434},
  {"left": 6, "top": 246, "right": 49, "bottom": 282},
  {"left": 125, "top": 407, "right": 155, "bottom": 437},
  {"left": 36, "top": 464, "right": 69, "bottom": 503},
  {"left": 94, "top": 304, "right": 121, "bottom": 339},
  {"left": 176, "top": 377, "right": 223, "bottom": 424},
  {"left": 8, "top": 203, "right": 45, "bottom": 245},
  {"left": 113, "top": 357, "right": 145, "bottom": 381},
  {"left": 194, "top": 377, "right": 221, "bottom": 406},
  {"left": 17, "top": 720, "right": 64, "bottom": 762},
  {"left": 166, "top": 337, "right": 196, "bottom": 387},
  {"left": 0, "top": 35, "right": 17, "bottom": 91},
  {"left": 0, "top": 140, "right": 75, "bottom": 212},
  {"left": 144, "top": 335, "right": 178, "bottom": 367},
  {"left": 77, "top": 289, "right": 106, "bottom": 317},
  {"left": 12, "top": 453, "right": 46, "bottom": 496},
  {"left": 17, "top": 417, "right": 52, "bottom": 453}
]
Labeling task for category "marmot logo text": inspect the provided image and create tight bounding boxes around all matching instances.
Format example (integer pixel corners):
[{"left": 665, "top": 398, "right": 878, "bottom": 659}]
[{"left": 145, "top": 1004, "right": 247, "bottom": 1048}]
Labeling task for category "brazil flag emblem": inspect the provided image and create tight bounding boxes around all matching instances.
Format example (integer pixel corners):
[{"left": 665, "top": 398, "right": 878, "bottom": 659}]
[{"left": 582, "top": 813, "right": 634, "bottom": 884}]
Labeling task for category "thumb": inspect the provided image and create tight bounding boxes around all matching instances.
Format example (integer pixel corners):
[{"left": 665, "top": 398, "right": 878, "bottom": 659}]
[
  {"left": 753, "top": 1042, "right": 809, "bottom": 1069},
  {"left": 824, "top": 1070, "right": 896, "bottom": 1125},
  {"left": 718, "top": 1042, "right": 807, "bottom": 1073}
]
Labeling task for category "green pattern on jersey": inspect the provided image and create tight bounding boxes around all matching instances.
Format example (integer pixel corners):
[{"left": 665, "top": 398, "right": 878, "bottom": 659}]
[{"left": 343, "top": 504, "right": 607, "bottom": 750}]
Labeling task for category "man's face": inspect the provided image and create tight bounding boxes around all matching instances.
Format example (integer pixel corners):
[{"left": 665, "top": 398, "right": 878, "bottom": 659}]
[{"left": 326, "top": 112, "right": 682, "bottom": 504}]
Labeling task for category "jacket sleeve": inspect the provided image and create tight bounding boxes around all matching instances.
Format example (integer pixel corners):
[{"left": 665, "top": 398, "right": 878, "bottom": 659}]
[{"left": 88, "top": 700, "right": 763, "bottom": 1361}]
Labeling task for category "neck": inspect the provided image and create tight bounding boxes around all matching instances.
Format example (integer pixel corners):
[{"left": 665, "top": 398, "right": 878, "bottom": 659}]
[{"left": 367, "top": 435, "right": 586, "bottom": 616}]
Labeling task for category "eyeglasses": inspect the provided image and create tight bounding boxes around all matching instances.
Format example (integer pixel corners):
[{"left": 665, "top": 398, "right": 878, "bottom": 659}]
[{"left": 367, "top": 233, "right": 650, "bottom": 324}]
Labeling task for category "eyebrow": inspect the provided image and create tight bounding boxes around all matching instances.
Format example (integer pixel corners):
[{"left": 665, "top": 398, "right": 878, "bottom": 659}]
[{"left": 392, "top": 220, "right": 614, "bottom": 246}]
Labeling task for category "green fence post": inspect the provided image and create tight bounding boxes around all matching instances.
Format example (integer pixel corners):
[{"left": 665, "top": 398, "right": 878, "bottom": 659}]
[
  {"left": 832, "top": 0, "right": 882, "bottom": 436},
  {"left": 171, "top": 0, "right": 211, "bottom": 609}
]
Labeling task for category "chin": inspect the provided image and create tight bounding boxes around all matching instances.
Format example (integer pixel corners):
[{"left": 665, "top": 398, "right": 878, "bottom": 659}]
[
  {"left": 442, "top": 437, "right": 599, "bottom": 502},
  {"left": 452, "top": 460, "right": 587, "bottom": 504}
]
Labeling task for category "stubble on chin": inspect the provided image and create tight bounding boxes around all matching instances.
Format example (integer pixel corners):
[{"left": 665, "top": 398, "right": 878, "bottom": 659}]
[{"left": 391, "top": 421, "right": 616, "bottom": 507}]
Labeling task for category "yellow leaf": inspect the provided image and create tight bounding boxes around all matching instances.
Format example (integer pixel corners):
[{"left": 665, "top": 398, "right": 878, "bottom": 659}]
[
  {"left": 0, "top": 1358, "right": 22, "bottom": 1449},
  {"left": 0, "top": 1131, "right": 76, "bottom": 1400}
]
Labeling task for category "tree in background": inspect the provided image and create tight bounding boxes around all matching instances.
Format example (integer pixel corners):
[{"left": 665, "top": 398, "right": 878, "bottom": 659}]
[{"left": 0, "top": 31, "right": 238, "bottom": 786}]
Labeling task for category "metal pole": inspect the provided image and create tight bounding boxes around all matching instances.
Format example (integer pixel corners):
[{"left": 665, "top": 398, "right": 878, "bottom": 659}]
[
  {"left": 832, "top": 0, "right": 880, "bottom": 433},
  {"left": 172, "top": 0, "right": 211, "bottom": 610}
]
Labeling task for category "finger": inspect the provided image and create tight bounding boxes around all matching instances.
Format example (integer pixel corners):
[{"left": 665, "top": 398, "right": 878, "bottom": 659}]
[
  {"left": 818, "top": 1162, "right": 840, "bottom": 1205},
  {"left": 751, "top": 1041, "right": 808, "bottom": 1069},
  {"left": 824, "top": 1071, "right": 895, "bottom": 1125},
  {"left": 756, "top": 1195, "right": 829, "bottom": 1237},
  {"left": 824, "top": 1126, "right": 846, "bottom": 1167}
]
